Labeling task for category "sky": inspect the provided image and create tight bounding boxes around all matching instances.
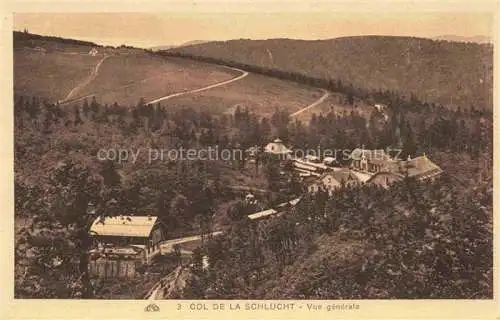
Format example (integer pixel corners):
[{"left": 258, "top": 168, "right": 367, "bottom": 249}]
[{"left": 13, "top": 11, "right": 494, "bottom": 48}]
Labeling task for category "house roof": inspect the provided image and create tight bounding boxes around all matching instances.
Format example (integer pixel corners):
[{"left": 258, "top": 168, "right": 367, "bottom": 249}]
[
  {"left": 349, "top": 170, "right": 374, "bottom": 183},
  {"left": 351, "top": 148, "right": 391, "bottom": 161},
  {"left": 366, "top": 171, "right": 404, "bottom": 188},
  {"left": 248, "top": 208, "right": 278, "bottom": 220},
  {"left": 294, "top": 158, "right": 329, "bottom": 170},
  {"left": 90, "top": 215, "right": 159, "bottom": 238},
  {"left": 368, "top": 155, "right": 442, "bottom": 180},
  {"left": 294, "top": 161, "right": 319, "bottom": 171},
  {"left": 330, "top": 169, "right": 361, "bottom": 184},
  {"left": 264, "top": 139, "right": 292, "bottom": 155},
  {"left": 405, "top": 155, "right": 443, "bottom": 179}
]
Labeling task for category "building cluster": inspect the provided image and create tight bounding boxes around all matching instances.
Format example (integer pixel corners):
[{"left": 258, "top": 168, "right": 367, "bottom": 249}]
[
  {"left": 87, "top": 138, "right": 443, "bottom": 275},
  {"left": 254, "top": 138, "right": 443, "bottom": 195}
]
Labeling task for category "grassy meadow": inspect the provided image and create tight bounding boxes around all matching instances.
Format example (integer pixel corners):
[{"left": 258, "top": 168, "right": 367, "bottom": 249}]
[{"left": 14, "top": 49, "right": 102, "bottom": 101}]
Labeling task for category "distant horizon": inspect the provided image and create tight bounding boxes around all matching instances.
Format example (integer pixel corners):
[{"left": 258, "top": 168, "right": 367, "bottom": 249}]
[
  {"left": 13, "top": 12, "right": 493, "bottom": 48},
  {"left": 13, "top": 29, "right": 493, "bottom": 49}
]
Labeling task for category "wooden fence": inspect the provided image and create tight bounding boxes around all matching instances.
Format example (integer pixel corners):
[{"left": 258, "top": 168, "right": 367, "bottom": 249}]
[{"left": 89, "top": 258, "right": 138, "bottom": 279}]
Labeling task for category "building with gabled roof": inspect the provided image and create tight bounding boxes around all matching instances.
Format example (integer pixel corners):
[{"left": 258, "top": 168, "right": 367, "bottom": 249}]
[
  {"left": 405, "top": 154, "right": 443, "bottom": 180},
  {"left": 89, "top": 215, "right": 166, "bottom": 263},
  {"left": 366, "top": 154, "right": 443, "bottom": 188},
  {"left": 350, "top": 148, "right": 393, "bottom": 173},
  {"left": 306, "top": 169, "right": 360, "bottom": 195},
  {"left": 264, "top": 138, "right": 293, "bottom": 157}
]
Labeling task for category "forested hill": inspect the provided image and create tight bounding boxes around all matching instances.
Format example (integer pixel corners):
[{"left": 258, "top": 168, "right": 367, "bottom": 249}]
[
  {"left": 165, "top": 36, "right": 493, "bottom": 110},
  {"left": 13, "top": 31, "right": 100, "bottom": 48}
]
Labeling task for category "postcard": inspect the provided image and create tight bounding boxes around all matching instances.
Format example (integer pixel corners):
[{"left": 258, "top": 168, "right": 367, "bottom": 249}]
[{"left": 2, "top": 1, "right": 499, "bottom": 319}]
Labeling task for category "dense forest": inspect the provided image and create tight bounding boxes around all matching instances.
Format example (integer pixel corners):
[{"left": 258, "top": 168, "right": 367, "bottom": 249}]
[
  {"left": 185, "top": 175, "right": 492, "bottom": 299},
  {"left": 12, "top": 30, "right": 493, "bottom": 300},
  {"left": 14, "top": 81, "right": 492, "bottom": 298},
  {"left": 164, "top": 36, "right": 493, "bottom": 111}
]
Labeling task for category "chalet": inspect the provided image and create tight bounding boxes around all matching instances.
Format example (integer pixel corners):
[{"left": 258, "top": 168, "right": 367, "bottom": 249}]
[
  {"left": 306, "top": 169, "right": 360, "bottom": 195},
  {"left": 264, "top": 138, "right": 292, "bottom": 158},
  {"left": 318, "top": 172, "right": 341, "bottom": 193},
  {"left": 332, "top": 169, "right": 361, "bottom": 187},
  {"left": 350, "top": 148, "right": 392, "bottom": 173},
  {"left": 366, "top": 154, "right": 443, "bottom": 188},
  {"left": 402, "top": 154, "right": 443, "bottom": 181},
  {"left": 365, "top": 171, "right": 403, "bottom": 189},
  {"left": 89, "top": 215, "right": 166, "bottom": 264}
]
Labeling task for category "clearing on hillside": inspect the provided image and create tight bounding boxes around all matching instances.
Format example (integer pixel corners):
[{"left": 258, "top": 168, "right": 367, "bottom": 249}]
[
  {"left": 163, "top": 72, "right": 328, "bottom": 119},
  {"left": 73, "top": 55, "right": 240, "bottom": 107},
  {"left": 14, "top": 49, "right": 103, "bottom": 101}
]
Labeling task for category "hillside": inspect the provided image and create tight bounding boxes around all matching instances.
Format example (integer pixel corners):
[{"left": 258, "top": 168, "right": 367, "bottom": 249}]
[
  {"left": 14, "top": 31, "right": 100, "bottom": 49},
  {"left": 166, "top": 36, "right": 493, "bottom": 110},
  {"left": 14, "top": 32, "right": 335, "bottom": 119},
  {"left": 149, "top": 41, "right": 210, "bottom": 52},
  {"left": 432, "top": 35, "right": 492, "bottom": 44},
  {"left": 13, "top": 32, "right": 237, "bottom": 106}
]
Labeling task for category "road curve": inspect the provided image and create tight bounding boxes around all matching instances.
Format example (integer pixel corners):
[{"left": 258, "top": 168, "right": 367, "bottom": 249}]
[
  {"left": 61, "top": 55, "right": 110, "bottom": 104},
  {"left": 147, "top": 66, "right": 249, "bottom": 105},
  {"left": 290, "top": 89, "right": 330, "bottom": 117}
]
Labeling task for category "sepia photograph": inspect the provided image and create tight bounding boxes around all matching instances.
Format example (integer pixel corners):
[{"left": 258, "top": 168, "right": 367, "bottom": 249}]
[{"left": 9, "top": 6, "right": 495, "bottom": 307}]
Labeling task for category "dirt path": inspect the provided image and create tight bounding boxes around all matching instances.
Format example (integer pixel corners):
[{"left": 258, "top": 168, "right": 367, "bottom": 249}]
[
  {"left": 290, "top": 89, "right": 330, "bottom": 117},
  {"left": 147, "top": 66, "right": 249, "bottom": 105},
  {"left": 159, "top": 231, "right": 223, "bottom": 250},
  {"left": 60, "top": 65, "right": 248, "bottom": 107},
  {"left": 61, "top": 55, "right": 110, "bottom": 103}
]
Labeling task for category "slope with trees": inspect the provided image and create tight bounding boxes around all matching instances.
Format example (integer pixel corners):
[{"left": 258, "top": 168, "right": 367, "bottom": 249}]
[{"left": 165, "top": 36, "right": 493, "bottom": 111}]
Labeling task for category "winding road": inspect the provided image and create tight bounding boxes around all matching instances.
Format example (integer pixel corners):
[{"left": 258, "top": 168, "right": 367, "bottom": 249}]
[
  {"left": 146, "top": 66, "right": 249, "bottom": 105},
  {"left": 60, "top": 61, "right": 249, "bottom": 107},
  {"left": 290, "top": 89, "right": 330, "bottom": 117},
  {"left": 61, "top": 55, "right": 110, "bottom": 104},
  {"left": 58, "top": 56, "right": 330, "bottom": 117}
]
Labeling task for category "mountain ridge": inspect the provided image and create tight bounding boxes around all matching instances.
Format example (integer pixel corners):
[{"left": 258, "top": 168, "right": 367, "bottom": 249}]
[{"left": 165, "top": 35, "right": 493, "bottom": 110}]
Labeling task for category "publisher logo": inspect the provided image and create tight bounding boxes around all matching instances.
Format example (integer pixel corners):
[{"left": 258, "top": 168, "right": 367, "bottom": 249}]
[{"left": 145, "top": 303, "right": 160, "bottom": 312}]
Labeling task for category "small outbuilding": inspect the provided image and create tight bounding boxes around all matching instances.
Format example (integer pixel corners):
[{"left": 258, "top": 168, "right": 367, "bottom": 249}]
[{"left": 89, "top": 47, "right": 98, "bottom": 56}]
